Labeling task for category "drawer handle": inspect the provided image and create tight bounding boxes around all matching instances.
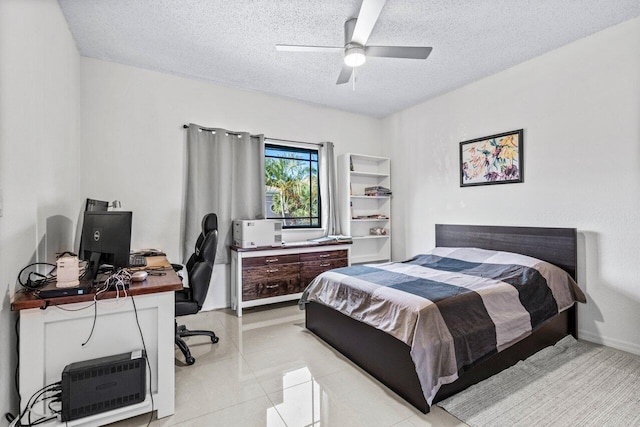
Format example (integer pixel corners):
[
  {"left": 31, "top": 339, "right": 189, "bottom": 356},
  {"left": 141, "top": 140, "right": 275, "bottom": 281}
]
[
  {"left": 265, "top": 284, "right": 279, "bottom": 289},
  {"left": 266, "top": 269, "right": 279, "bottom": 273},
  {"left": 320, "top": 263, "right": 331, "bottom": 267},
  {"left": 319, "top": 254, "right": 331, "bottom": 258},
  {"left": 265, "top": 258, "right": 279, "bottom": 263}
]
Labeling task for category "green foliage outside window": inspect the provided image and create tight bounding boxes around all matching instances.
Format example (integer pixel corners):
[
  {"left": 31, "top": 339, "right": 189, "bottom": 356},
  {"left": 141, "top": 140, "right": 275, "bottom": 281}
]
[{"left": 265, "top": 144, "right": 320, "bottom": 228}]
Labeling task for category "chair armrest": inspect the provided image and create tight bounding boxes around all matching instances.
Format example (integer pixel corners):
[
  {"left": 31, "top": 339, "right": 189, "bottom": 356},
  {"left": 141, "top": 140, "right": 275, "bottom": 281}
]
[{"left": 175, "top": 287, "right": 192, "bottom": 300}]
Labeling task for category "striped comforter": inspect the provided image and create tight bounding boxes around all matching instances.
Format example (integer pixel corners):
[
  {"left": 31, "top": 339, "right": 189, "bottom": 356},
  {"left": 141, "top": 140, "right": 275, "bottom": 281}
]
[{"left": 300, "top": 247, "right": 586, "bottom": 406}]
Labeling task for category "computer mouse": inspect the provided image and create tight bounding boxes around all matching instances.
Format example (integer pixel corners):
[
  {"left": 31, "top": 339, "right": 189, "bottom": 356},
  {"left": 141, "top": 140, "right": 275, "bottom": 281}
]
[{"left": 131, "top": 271, "right": 148, "bottom": 282}]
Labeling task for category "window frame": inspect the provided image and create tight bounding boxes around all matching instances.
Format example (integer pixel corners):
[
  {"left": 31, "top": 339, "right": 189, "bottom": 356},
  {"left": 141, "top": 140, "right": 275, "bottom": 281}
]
[{"left": 263, "top": 141, "right": 322, "bottom": 229}]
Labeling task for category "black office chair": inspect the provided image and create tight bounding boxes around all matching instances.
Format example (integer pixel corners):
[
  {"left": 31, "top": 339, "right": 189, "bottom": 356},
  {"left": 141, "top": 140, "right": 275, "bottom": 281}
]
[{"left": 175, "top": 213, "right": 220, "bottom": 365}]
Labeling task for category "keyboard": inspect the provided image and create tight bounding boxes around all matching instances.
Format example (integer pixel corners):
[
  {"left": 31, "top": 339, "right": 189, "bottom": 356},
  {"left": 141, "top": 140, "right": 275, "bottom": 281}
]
[{"left": 129, "top": 254, "right": 147, "bottom": 268}]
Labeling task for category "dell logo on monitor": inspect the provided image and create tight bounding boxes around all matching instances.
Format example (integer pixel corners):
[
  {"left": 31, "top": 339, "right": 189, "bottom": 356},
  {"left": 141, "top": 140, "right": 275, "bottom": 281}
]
[{"left": 94, "top": 230, "right": 101, "bottom": 241}]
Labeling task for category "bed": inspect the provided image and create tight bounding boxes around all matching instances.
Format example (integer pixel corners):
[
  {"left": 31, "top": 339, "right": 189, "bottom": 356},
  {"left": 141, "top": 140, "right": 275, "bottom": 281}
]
[{"left": 301, "top": 224, "right": 584, "bottom": 413}]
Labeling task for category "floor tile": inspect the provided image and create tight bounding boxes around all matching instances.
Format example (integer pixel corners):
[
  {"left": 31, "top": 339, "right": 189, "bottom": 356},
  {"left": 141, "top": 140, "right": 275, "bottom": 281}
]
[
  {"left": 108, "top": 302, "right": 468, "bottom": 427},
  {"left": 242, "top": 335, "right": 353, "bottom": 394},
  {"left": 394, "top": 406, "right": 468, "bottom": 426},
  {"left": 174, "top": 314, "right": 238, "bottom": 366},
  {"left": 268, "top": 366, "right": 417, "bottom": 427},
  {"left": 169, "top": 353, "right": 266, "bottom": 424},
  {"left": 218, "top": 302, "right": 304, "bottom": 335},
  {"left": 228, "top": 316, "right": 317, "bottom": 356}
]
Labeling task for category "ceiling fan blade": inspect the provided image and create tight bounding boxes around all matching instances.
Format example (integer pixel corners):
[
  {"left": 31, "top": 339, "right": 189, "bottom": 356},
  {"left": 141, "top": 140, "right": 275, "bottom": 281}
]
[
  {"left": 336, "top": 64, "right": 353, "bottom": 85},
  {"left": 276, "top": 44, "right": 343, "bottom": 53},
  {"left": 351, "top": 0, "right": 386, "bottom": 46},
  {"left": 366, "top": 46, "right": 433, "bottom": 59}
]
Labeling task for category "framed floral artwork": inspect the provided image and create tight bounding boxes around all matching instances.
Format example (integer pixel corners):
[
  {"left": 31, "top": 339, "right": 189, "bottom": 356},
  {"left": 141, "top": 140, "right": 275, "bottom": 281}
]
[{"left": 460, "top": 129, "right": 524, "bottom": 187}]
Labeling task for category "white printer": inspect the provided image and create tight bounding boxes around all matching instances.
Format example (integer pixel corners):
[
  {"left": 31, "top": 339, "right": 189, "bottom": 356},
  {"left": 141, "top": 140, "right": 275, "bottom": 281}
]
[{"left": 233, "top": 219, "right": 283, "bottom": 248}]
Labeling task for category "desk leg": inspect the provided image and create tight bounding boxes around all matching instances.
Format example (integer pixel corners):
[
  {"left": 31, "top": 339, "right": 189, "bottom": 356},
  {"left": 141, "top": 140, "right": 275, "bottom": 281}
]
[
  {"left": 155, "top": 292, "right": 175, "bottom": 418},
  {"left": 231, "top": 252, "right": 242, "bottom": 317}
]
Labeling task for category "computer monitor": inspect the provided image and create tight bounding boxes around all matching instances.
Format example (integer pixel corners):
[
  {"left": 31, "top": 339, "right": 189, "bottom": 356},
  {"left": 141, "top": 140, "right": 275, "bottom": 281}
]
[
  {"left": 81, "top": 211, "right": 132, "bottom": 281},
  {"left": 78, "top": 199, "right": 110, "bottom": 255}
]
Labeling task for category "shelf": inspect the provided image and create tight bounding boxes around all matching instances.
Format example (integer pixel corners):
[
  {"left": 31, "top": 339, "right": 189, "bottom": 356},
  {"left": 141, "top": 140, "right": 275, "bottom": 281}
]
[
  {"left": 350, "top": 171, "right": 389, "bottom": 178},
  {"left": 349, "top": 153, "right": 389, "bottom": 162},
  {"left": 351, "top": 255, "right": 391, "bottom": 264},
  {"left": 352, "top": 235, "right": 390, "bottom": 240},
  {"left": 350, "top": 195, "right": 391, "bottom": 200},
  {"left": 340, "top": 153, "right": 391, "bottom": 267}
]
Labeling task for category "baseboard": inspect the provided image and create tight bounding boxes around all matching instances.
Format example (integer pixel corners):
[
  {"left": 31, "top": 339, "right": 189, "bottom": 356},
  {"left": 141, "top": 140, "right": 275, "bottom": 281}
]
[{"left": 578, "top": 329, "right": 640, "bottom": 356}]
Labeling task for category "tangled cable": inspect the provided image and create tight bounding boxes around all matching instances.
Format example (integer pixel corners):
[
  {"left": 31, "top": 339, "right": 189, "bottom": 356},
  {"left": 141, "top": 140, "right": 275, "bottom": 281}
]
[
  {"left": 7, "top": 381, "right": 62, "bottom": 427},
  {"left": 95, "top": 268, "right": 131, "bottom": 299},
  {"left": 18, "top": 259, "right": 89, "bottom": 291},
  {"left": 17, "top": 263, "right": 57, "bottom": 290}
]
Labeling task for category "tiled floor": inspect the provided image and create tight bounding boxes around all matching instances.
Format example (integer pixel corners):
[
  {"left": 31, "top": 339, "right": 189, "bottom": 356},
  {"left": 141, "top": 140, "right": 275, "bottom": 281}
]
[{"left": 109, "top": 302, "right": 466, "bottom": 427}]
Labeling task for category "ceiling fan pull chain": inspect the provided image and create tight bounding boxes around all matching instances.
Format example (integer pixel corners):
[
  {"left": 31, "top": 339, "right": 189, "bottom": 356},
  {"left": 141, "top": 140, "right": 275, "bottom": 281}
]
[{"left": 352, "top": 67, "right": 357, "bottom": 91}]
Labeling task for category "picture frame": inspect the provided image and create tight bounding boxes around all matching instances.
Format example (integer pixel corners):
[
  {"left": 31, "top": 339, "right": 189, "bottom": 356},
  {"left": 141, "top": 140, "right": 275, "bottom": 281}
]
[{"left": 460, "top": 129, "right": 524, "bottom": 187}]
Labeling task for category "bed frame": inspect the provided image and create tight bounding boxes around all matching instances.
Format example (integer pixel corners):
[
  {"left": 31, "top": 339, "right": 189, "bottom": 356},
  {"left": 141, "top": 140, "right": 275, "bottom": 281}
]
[{"left": 305, "top": 224, "right": 578, "bottom": 413}]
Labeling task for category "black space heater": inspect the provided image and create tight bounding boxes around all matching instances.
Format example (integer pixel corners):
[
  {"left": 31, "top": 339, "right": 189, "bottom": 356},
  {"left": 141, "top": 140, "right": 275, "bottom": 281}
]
[{"left": 61, "top": 351, "right": 146, "bottom": 421}]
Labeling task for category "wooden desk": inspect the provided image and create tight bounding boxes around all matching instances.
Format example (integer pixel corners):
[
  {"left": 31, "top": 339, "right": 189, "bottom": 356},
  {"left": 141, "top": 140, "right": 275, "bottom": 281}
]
[
  {"left": 11, "top": 260, "right": 181, "bottom": 426},
  {"left": 11, "top": 256, "right": 179, "bottom": 311}
]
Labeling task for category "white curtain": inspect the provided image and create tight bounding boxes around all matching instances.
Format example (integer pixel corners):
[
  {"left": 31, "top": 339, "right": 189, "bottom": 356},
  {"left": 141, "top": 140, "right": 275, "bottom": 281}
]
[
  {"left": 183, "top": 124, "right": 264, "bottom": 264},
  {"left": 319, "top": 141, "right": 342, "bottom": 236}
]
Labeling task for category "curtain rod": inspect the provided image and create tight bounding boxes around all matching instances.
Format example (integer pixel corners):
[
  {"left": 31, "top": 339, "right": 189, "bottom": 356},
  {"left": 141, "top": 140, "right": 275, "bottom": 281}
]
[
  {"left": 182, "top": 124, "right": 324, "bottom": 147},
  {"left": 182, "top": 124, "right": 260, "bottom": 138}
]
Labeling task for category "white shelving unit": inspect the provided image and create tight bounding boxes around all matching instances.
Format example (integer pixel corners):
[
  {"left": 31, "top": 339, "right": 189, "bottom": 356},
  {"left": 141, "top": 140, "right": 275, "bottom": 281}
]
[{"left": 339, "top": 153, "right": 391, "bottom": 264}]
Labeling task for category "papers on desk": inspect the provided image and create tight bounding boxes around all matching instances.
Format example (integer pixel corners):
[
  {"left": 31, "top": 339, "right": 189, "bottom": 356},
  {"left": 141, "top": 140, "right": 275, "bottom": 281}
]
[
  {"left": 308, "top": 235, "right": 352, "bottom": 243},
  {"left": 131, "top": 249, "right": 166, "bottom": 257},
  {"left": 144, "top": 256, "right": 172, "bottom": 268}
]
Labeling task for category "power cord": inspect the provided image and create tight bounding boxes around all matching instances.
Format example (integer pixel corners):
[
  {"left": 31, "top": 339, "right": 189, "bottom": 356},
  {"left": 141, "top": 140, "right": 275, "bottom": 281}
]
[
  {"left": 14, "top": 316, "right": 20, "bottom": 410},
  {"left": 7, "top": 381, "right": 62, "bottom": 427},
  {"left": 17, "top": 257, "right": 88, "bottom": 293},
  {"left": 17, "top": 263, "right": 57, "bottom": 290},
  {"left": 5, "top": 316, "right": 21, "bottom": 425},
  {"left": 76, "top": 268, "right": 131, "bottom": 347}
]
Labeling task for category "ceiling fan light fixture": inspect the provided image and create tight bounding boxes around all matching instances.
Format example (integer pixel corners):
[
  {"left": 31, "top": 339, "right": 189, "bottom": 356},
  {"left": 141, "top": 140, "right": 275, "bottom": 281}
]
[{"left": 344, "top": 46, "right": 366, "bottom": 67}]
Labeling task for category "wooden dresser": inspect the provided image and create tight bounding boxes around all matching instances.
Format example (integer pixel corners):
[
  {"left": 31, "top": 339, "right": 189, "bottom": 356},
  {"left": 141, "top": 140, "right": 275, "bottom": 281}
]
[{"left": 230, "top": 242, "right": 350, "bottom": 316}]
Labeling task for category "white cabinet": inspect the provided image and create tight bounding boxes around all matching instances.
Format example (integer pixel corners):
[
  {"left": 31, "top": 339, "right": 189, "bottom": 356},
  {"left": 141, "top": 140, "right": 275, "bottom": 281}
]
[{"left": 339, "top": 153, "right": 391, "bottom": 264}]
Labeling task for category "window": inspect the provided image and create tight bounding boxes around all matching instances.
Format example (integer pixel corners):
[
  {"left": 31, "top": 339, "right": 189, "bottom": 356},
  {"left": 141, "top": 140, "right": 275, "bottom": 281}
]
[{"left": 264, "top": 143, "right": 320, "bottom": 228}]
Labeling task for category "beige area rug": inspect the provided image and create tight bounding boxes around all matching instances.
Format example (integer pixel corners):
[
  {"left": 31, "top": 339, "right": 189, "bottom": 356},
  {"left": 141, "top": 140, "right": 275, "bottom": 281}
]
[{"left": 438, "top": 336, "right": 640, "bottom": 427}]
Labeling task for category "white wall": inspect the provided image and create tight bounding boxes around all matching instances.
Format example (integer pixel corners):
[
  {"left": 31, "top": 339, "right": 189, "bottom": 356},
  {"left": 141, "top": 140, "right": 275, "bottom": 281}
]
[
  {"left": 80, "top": 58, "right": 383, "bottom": 309},
  {"left": 0, "top": 0, "right": 81, "bottom": 417},
  {"left": 382, "top": 17, "right": 640, "bottom": 354}
]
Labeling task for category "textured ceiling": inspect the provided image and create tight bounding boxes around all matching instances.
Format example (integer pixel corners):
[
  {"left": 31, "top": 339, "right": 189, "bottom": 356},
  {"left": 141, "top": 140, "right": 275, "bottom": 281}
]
[{"left": 58, "top": 0, "right": 640, "bottom": 118}]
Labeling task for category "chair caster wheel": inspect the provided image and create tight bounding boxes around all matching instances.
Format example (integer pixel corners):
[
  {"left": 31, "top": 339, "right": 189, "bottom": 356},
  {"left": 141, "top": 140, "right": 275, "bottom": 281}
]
[
  {"left": 186, "top": 356, "right": 195, "bottom": 365},
  {"left": 212, "top": 336, "right": 219, "bottom": 343}
]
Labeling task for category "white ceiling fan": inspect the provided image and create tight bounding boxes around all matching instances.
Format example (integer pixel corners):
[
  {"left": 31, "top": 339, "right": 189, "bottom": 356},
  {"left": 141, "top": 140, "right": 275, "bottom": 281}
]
[{"left": 276, "top": 0, "right": 432, "bottom": 85}]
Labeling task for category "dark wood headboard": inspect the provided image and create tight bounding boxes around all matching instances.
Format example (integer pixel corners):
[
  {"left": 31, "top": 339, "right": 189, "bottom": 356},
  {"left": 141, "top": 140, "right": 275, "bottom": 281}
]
[{"left": 435, "top": 224, "right": 577, "bottom": 280}]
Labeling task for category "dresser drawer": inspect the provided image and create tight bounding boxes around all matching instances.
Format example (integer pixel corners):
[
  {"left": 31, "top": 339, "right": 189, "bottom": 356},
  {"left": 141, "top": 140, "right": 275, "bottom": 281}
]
[
  {"left": 299, "top": 250, "right": 348, "bottom": 263},
  {"left": 300, "top": 258, "right": 349, "bottom": 286},
  {"left": 242, "top": 264, "right": 300, "bottom": 301},
  {"left": 232, "top": 245, "right": 349, "bottom": 316},
  {"left": 243, "top": 254, "right": 299, "bottom": 267},
  {"left": 242, "top": 280, "right": 302, "bottom": 301}
]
